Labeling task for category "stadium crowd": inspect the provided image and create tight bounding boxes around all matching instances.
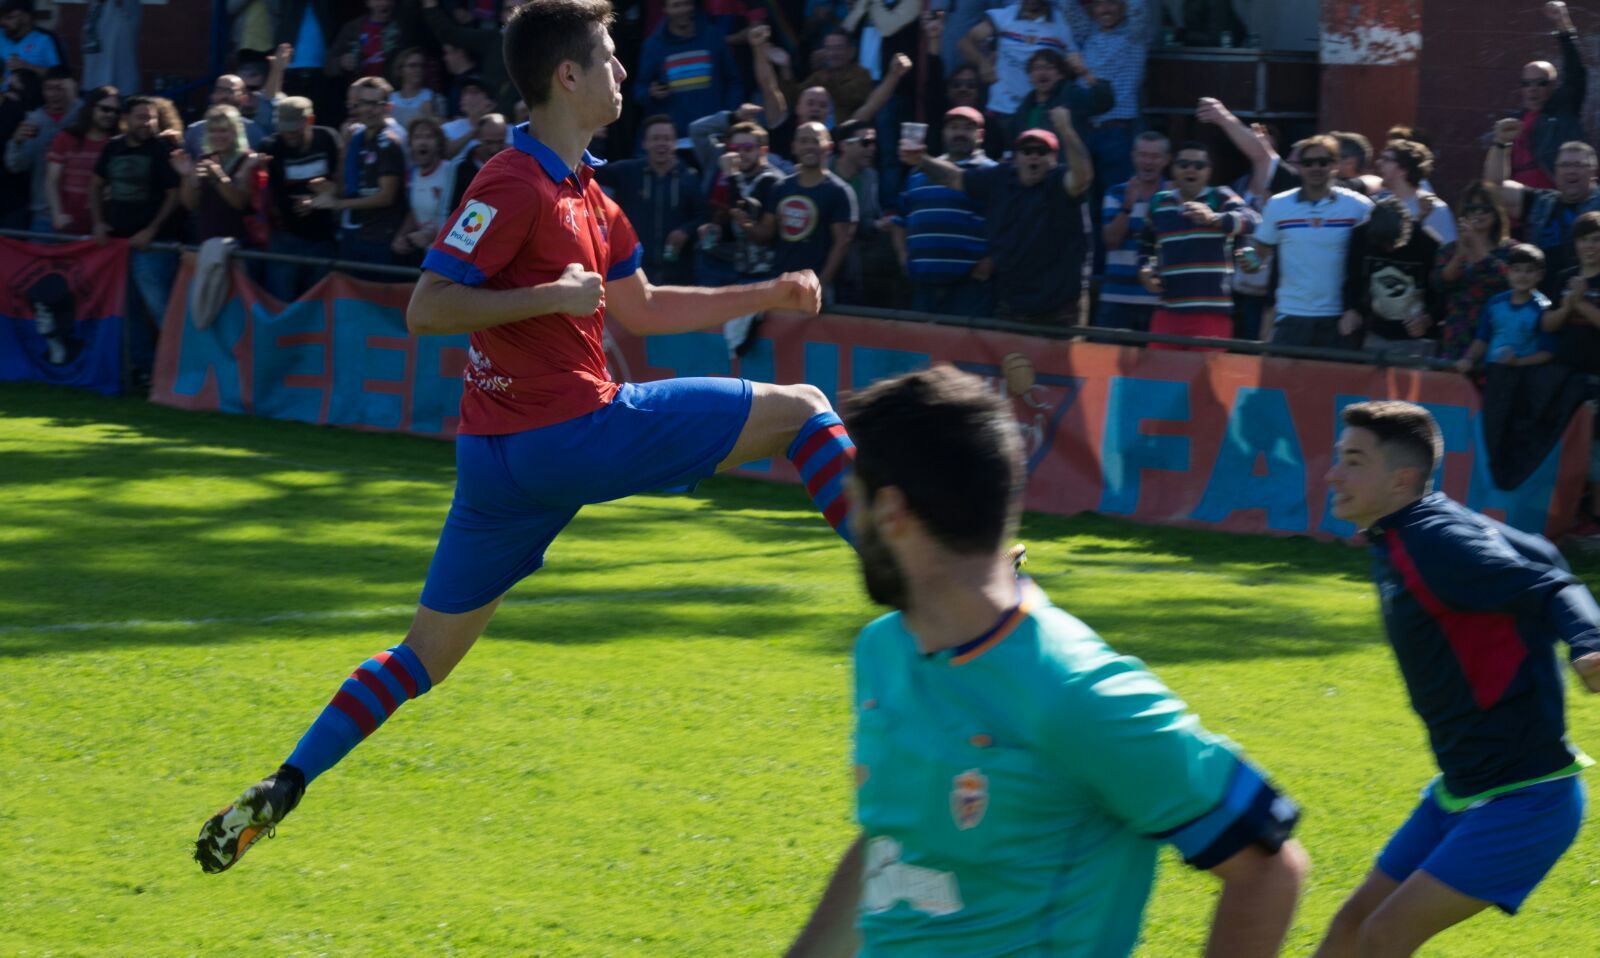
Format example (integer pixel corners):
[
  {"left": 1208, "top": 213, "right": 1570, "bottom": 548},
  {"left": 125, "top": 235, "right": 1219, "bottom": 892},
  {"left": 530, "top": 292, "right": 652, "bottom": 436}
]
[{"left": 3, "top": 0, "right": 1599, "bottom": 381}]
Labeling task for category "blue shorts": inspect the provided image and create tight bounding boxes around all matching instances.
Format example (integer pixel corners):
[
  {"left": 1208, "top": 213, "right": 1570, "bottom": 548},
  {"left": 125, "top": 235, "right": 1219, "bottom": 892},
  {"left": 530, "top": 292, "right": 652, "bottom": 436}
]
[
  {"left": 1376, "top": 776, "right": 1586, "bottom": 914},
  {"left": 418, "top": 377, "right": 753, "bottom": 613}
]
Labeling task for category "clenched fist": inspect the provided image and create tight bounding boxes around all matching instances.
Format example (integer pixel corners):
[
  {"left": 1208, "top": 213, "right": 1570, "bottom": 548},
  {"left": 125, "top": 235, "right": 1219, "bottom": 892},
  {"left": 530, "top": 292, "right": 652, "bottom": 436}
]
[
  {"left": 557, "top": 262, "right": 604, "bottom": 315},
  {"left": 770, "top": 270, "right": 822, "bottom": 315},
  {"left": 1494, "top": 116, "right": 1523, "bottom": 145}
]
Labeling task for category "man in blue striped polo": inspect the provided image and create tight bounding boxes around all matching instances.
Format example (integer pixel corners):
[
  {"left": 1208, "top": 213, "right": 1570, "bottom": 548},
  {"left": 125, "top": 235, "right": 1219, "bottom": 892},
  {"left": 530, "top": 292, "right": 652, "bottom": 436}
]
[{"left": 891, "top": 107, "right": 997, "bottom": 318}]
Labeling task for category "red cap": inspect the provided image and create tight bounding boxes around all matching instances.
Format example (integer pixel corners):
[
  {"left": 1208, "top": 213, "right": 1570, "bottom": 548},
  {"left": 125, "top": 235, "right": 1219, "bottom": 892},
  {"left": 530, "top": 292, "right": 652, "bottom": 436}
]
[
  {"left": 1015, "top": 128, "right": 1059, "bottom": 153},
  {"left": 943, "top": 106, "right": 985, "bottom": 127}
]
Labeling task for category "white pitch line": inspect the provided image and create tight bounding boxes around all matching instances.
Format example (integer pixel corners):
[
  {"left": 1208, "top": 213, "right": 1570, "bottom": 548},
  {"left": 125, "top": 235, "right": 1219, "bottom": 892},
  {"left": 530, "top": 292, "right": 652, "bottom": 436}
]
[{"left": 0, "top": 586, "right": 770, "bottom": 637}]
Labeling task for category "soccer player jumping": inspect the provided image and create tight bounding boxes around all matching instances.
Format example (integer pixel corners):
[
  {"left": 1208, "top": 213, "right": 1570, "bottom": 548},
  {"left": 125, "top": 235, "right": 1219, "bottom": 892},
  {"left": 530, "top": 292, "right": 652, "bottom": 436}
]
[
  {"left": 1315, "top": 401, "right": 1600, "bottom": 957},
  {"left": 196, "top": 0, "right": 859, "bottom": 873},
  {"left": 785, "top": 366, "right": 1308, "bottom": 957}
]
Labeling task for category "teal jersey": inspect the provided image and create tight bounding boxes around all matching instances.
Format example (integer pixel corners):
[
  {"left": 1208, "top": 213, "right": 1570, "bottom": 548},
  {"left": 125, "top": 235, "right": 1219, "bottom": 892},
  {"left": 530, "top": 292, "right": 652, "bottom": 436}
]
[{"left": 852, "top": 585, "right": 1295, "bottom": 957}]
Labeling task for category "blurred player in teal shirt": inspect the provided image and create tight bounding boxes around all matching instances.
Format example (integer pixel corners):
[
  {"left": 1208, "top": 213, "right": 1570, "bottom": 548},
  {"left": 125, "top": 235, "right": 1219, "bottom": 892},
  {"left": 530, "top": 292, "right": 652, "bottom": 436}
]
[{"left": 785, "top": 366, "right": 1309, "bottom": 957}]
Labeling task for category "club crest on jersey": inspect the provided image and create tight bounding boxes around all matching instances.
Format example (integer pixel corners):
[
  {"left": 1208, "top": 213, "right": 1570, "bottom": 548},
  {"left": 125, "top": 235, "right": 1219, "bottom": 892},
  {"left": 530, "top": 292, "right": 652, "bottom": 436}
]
[
  {"left": 445, "top": 200, "right": 497, "bottom": 253},
  {"left": 778, "top": 195, "right": 820, "bottom": 242},
  {"left": 950, "top": 769, "right": 988, "bottom": 830}
]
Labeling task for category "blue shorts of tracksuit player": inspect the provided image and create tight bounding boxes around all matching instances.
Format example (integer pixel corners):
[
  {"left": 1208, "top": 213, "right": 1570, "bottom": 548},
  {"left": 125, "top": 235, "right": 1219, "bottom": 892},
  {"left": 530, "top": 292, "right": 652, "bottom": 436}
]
[
  {"left": 418, "top": 376, "right": 753, "bottom": 614},
  {"left": 1377, "top": 776, "right": 1586, "bottom": 914}
]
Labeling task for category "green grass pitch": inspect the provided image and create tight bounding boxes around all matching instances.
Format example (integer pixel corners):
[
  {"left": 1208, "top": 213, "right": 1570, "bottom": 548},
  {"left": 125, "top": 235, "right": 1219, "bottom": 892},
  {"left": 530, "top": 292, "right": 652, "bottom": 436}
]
[{"left": 2, "top": 381, "right": 1595, "bottom": 957}]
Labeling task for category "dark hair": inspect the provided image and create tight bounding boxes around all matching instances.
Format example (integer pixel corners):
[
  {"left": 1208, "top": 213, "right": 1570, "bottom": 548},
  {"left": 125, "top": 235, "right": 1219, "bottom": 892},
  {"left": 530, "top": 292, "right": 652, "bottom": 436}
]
[
  {"left": 122, "top": 94, "right": 157, "bottom": 115},
  {"left": 1175, "top": 140, "right": 1210, "bottom": 160},
  {"left": 1574, "top": 211, "right": 1600, "bottom": 244},
  {"left": 389, "top": 46, "right": 430, "bottom": 87},
  {"left": 1455, "top": 180, "right": 1510, "bottom": 244},
  {"left": 42, "top": 64, "right": 73, "bottom": 82},
  {"left": 1368, "top": 196, "right": 1413, "bottom": 249},
  {"left": 639, "top": 112, "right": 676, "bottom": 137},
  {"left": 728, "top": 119, "right": 768, "bottom": 147},
  {"left": 64, "top": 85, "right": 119, "bottom": 139},
  {"left": 503, "top": 0, "right": 615, "bottom": 107},
  {"left": 1385, "top": 139, "right": 1432, "bottom": 187},
  {"left": 1386, "top": 124, "right": 1432, "bottom": 149},
  {"left": 1341, "top": 401, "right": 1441, "bottom": 488},
  {"left": 1025, "top": 48, "right": 1066, "bottom": 74},
  {"left": 1330, "top": 130, "right": 1373, "bottom": 167},
  {"left": 1508, "top": 243, "right": 1546, "bottom": 269},
  {"left": 8, "top": 67, "right": 43, "bottom": 112},
  {"left": 844, "top": 365, "right": 1024, "bottom": 555},
  {"left": 834, "top": 118, "right": 870, "bottom": 142}
]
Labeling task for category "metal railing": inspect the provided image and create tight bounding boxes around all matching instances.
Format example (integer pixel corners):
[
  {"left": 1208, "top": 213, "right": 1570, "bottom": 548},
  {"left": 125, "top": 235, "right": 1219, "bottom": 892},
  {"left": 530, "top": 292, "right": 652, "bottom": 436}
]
[{"left": 3, "top": 228, "right": 1456, "bottom": 370}]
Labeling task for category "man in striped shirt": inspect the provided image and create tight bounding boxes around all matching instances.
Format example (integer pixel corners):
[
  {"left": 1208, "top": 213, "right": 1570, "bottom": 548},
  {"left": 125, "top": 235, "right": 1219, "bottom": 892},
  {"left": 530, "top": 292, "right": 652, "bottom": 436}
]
[
  {"left": 1096, "top": 130, "right": 1169, "bottom": 331},
  {"left": 1137, "top": 141, "right": 1257, "bottom": 348},
  {"left": 892, "top": 106, "right": 997, "bottom": 318}
]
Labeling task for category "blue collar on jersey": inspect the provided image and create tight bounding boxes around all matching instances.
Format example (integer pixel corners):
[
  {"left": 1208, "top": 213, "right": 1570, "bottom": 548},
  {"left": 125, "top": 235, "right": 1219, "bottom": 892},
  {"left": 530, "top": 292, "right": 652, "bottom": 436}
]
[{"left": 512, "top": 122, "right": 607, "bottom": 183}]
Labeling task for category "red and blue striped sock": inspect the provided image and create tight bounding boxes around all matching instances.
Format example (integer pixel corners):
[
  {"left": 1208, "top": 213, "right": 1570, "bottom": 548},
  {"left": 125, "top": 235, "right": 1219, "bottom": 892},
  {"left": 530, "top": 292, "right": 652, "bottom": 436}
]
[
  {"left": 284, "top": 644, "right": 433, "bottom": 785},
  {"left": 788, "top": 410, "right": 856, "bottom": 548}
]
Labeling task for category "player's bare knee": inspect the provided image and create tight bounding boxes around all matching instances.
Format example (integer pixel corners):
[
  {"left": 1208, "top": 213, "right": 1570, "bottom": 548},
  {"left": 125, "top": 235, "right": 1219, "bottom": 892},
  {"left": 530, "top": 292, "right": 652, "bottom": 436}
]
[{"left": 1355, "top": 912, "right": 1408, "bottom": 958}]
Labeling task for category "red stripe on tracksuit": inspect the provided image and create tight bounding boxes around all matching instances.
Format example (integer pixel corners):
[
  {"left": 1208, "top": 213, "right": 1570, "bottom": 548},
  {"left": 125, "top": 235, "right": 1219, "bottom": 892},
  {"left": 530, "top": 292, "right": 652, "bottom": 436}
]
[{"left": 1386, "top": 534, "right": 1527, "bottom": 710}]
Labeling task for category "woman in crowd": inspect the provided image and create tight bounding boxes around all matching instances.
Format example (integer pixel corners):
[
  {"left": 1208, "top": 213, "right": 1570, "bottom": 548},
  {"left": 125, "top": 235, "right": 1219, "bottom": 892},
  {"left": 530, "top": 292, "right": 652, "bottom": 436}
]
[
  {"left": 390, "top": 114, "right": 452, "bottom": 265},
  {"left": 172, "top": 103, "right": 261, "bottom": 244},
  {"left": 149, "top": 96, "right": 186, "bottom": 150},
  {"left": 1432, "top": 181, "right": 1513, "bottom": 360},
  {"left": 389, "top": 47, "right": 445, "bottom": 129}
]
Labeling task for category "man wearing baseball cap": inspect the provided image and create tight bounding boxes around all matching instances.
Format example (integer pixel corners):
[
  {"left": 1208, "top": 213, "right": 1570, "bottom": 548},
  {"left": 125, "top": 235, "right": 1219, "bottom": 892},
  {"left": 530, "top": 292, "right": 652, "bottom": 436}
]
[
  {"left": 900, "top": 105, "right": 1093, "bottom": 324},
  {"left": 891, "top": 106, "right": 998, "bottom": 318}
]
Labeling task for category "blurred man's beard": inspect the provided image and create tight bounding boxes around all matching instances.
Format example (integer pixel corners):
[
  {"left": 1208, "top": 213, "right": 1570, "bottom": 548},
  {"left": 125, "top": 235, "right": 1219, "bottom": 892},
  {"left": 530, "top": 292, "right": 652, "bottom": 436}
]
[{"left": 856, "top": 520, "right": 908, "bottom": 609}]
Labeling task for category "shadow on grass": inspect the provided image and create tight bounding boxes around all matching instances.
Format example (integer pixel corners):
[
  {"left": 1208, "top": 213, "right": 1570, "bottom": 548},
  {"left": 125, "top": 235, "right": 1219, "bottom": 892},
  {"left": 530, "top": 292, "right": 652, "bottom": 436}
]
[{"left": 6, "top": 381, "right": 1539, "bottom": 668}]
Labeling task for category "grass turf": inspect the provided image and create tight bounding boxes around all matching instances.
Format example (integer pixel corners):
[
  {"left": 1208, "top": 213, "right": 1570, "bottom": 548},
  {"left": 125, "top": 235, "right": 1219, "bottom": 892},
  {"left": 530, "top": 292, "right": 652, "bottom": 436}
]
[{"left": 1, "top": 381, "right": 1596, "bottom": 957}]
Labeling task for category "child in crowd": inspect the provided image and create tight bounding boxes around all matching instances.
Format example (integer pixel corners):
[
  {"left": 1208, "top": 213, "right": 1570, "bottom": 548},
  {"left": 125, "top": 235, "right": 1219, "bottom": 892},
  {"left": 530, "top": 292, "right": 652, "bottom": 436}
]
[{"left": 1455, "top": 244, "right": 1555, "bottom": 372}]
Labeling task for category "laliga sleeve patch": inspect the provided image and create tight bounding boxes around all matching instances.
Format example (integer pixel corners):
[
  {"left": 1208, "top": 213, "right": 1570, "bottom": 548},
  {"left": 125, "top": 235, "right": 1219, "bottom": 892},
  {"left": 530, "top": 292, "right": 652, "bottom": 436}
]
[{"left": 444, "top": 200, "right": 497, "bottom": 254}]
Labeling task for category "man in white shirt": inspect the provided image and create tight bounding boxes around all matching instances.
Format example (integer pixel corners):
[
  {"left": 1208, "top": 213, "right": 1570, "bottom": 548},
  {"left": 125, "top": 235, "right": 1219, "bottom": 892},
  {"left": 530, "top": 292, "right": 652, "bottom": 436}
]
[
  {"left": 958, "top": 0, "right": 1081, "bottom": 120},
  {"left": 1254, "top": 134, "right": 1374, "bottom": 349}
]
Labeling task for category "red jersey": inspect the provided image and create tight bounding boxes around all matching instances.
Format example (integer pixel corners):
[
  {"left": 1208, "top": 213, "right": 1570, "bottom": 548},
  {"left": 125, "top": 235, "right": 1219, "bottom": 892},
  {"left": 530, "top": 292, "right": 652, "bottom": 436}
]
[
  {"left": 46, "top": 130, "right": 107, "bottom": 234},
  {"left": 422, "top": 125, "right": 643, "bottom": 436}
]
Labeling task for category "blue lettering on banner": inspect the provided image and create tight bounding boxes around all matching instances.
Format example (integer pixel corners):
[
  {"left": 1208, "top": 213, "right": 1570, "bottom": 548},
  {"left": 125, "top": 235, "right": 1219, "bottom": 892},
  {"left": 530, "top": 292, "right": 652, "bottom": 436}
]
[
  {"left": 251, "top": 299, "right": 326, "bottom": 424},
  {"left": 329, "top": 298, "right": 410, "bottom": 430},
  {"left": 1191, "top": 387, "right": 1308, "bottom": 532},
  {"left": 412, "top": 334, "right": 466, "bottom": 435},
  {"left": 1099, "top": 377, "right": 1190, "bottom": 515},
  {"left": 851, "top": 347, "right": 929, "bottom": 390},
  {"left": 172, "top": 298, "right": 246, "bottom": 411}
]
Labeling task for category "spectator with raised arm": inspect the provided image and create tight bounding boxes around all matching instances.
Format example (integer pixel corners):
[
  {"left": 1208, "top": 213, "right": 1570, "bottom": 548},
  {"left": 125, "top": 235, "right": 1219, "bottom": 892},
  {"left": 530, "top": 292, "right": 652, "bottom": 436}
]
[
  {"left": 90, "top": 96, "right": 182, "bottom": 386},
  {"left": 1506, "top": 1, "right": 1586, "bottom": 190},
  {"left": 1433, "top": 182, "right": 1513, "bottom": 361},
  {"left": 1486, "top": 122, "right": 1600, "bottom": 297},
  {"left": 1253, "top": 134, "right": 1374, "bottom": 348},
  {"left": 958, "top": 0, "right": 1079, "bottom": 123},
  {"left": 174, "top": 104, "right": 261, "bottom": 244},
  {"left": 891, "top": 105, "right": 995, "bottom": 317},
  {"left": 637, "top": 0, "right": 744, "bottom": 137},
  {"left": 259, "top": 96, "right": 341, "bottom": 300},
  {"left": 901, "top": 104, "right": 1092, "bottom": 324},
  {"left": 799, "top": 28, "right": 873, "bottom": 120},
  {"left": 595, "top": 114, "right": 706, "bottom": 285},
  {"left": 1097, "top": 130, "right": 1168, "bottom": 331},
  {"left": 1137, "top": 141, "right": 1255, "bottom": 348},
  {"left": 686, "top": 22, "right": 788, "bottom": 176},
  {"left": 763, "top": 52, "right": 910, "bottom": 160},
  {"left": 5, "top": 64, "right": 76, "bottom": 232},
  {"left": 45, "top": 85, "right": 119, "bottom": 236},
  {"left": 698, "top": 119, "right": 784, "bottom": 287},
  {"left": 1375, "top": 138, "right": 1455, "bottom": 243}
]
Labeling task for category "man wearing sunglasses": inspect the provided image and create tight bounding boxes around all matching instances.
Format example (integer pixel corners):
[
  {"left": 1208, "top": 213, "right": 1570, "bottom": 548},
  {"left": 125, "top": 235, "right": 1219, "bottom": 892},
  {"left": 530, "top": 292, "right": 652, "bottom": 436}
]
[
  {"left": 1253, "top": 133, "right": 1374, "bottom": 349},
  {"left": 900, "top": 105, "right": 1091, "bottom": 325},
  {"left": 1502, "top": 1, "right": 1584, "bottom": 190},
  {"left": 1485, "top": 131, "right": 1600, "bottom": 299}
]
